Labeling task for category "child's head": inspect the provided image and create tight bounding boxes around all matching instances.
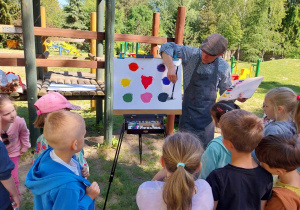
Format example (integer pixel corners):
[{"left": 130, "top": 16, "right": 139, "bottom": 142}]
[
  {"left": 44, "top": 110, "right": 86, "bottom": 153},
  {"left": 219, "top": 109, "right": 263, "bottom": 153},
  {"left": 263, "top": 87, "right": 298, "bottom": 121},
  {"left": 0, "top": 94, "right": 16, "bottom": 124},
  {"left": 162, "top": 132, "right": 203, "bottom": 210},
  {"left": 211, "top": 101, "right": 240, "bottom": 128},
  {"left": 33, "top": 92, "right": 81, "bottom": 128},
  {"left": 255, "top": 134, "right": 300, "bottom": 174}
]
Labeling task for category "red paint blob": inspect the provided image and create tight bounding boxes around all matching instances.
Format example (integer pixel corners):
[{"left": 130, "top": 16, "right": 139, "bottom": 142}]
[
  {"left": 128, "top": 62, "right": 139, "bottom": 71},
  {"left": 141, "top": 92, "right": 152, "bottom": 103},
  {"left": 141, "top": 75, "right": 153, "bottom": 89}
]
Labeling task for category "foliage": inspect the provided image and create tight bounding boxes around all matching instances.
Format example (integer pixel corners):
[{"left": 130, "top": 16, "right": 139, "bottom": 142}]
[
  {"left": 0, "top": 0, "right": 11, "bottom": 25},
  {"left": 63, "top": 0, "right": 88, "bottom": 30},
  {"left": 40, "top": 0, "right": 64, "bottom": 28}
]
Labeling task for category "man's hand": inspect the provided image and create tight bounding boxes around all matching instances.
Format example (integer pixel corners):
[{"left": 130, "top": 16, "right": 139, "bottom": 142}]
[
  {"left": 167, "top": 67, "right": 178, "bottom": 84},
  {"left": 86, "top": 182, "right": 100, "bottom": 200},
  {"left": 236, "top": 93, "right": 248, "bottom": 103},
  {"left": 82, "top": 166, "right": 90, "bottom": 178}
]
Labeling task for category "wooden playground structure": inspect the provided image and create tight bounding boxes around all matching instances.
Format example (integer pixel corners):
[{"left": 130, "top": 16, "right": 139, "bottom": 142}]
[{"left": 0, "top": 0, "right": 186, "bottom": 146}]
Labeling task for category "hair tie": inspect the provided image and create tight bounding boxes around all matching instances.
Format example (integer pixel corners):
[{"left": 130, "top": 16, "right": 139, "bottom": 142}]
[
  {"left": 177, "top": 162, "right": 185, "bottom": 168},
  {"left": 297, "top": 95, "right": 300, "bottom": 100},
  {"left": 217, "top": 107, "right": 223, "bottom": 112}
]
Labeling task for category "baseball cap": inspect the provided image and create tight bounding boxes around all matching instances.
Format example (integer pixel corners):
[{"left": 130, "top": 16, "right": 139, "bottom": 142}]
[
  {"left": 34, "top": 92, "right": 81, "bottom": 115},
  {"left": 200, "top": 33, "right": 228, "bottom": 56}
]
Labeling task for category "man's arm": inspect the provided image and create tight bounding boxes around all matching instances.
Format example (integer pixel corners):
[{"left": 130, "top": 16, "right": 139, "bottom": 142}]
[
  {"left": 261, "top": 200, "right": 267, "bottom": 210},
  {"left": 161, "top": 52, "right": 177, "bottom": 84}
]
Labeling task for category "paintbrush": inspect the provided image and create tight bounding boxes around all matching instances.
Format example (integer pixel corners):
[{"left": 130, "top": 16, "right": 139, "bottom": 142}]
[{"left": 170, "top": 65, "right": 179, "bottom": 100}]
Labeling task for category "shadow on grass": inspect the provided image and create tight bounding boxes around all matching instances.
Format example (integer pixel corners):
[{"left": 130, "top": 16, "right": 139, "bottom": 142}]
[
  {"left": 87, "top": 148, "right": 159, "bottom": 210},
  {"left": 259, "top": 81, "right": 300, "bottom": 93}
]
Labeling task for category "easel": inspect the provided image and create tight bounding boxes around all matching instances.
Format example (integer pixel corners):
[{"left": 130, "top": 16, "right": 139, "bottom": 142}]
[{"left": 103, "top": 114, "right": 166, "bottom": 209}]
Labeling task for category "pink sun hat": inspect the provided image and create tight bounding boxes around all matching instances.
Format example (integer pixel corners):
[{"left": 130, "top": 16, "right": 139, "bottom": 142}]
[{"left": 34, "top": 92, "right": 81, "bottom": 115}]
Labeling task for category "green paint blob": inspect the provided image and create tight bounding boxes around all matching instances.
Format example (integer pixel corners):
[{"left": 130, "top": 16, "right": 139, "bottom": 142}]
[{"left": 123, "top": 93, "right": 133, "bottom": 102}]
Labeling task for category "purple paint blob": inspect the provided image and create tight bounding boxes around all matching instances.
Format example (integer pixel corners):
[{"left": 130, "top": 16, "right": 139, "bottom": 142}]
[
  {"left": 157, "top": 64, "right": 166, "bottom": 72},
  {"left": 140, "top": 92, "right": 152, "bottom": 103},
  {"left": 162, "top": 77, "right": 171, "bottom": 85}
]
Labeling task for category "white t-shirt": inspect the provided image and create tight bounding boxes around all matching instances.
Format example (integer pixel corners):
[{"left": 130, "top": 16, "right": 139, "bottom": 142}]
[{"left": 136, "top": 179, "right": 214, "bottom": 210}]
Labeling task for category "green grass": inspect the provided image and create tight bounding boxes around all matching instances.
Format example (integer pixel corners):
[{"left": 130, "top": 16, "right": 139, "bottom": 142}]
[{"left": 1, "top": 48, "right": 300, "bottom": 209}]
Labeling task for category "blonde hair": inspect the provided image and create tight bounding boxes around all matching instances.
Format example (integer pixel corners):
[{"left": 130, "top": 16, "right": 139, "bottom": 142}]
[
  {"left": 219, "top": 109, "right": 263, "bottom": 153},
  {"left": 44, "top": 110, "right": 85, "bottom": 149},
  {"left": 265, "top": 87, "right": 298, "bottom": 121},
  {"left": 162, "top": 132, "right": 204, "bottom": 210}
]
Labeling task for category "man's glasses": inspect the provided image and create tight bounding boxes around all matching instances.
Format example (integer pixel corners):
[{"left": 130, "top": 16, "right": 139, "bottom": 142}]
[{"left": 1, "top": 132, "right": 9, "bottom": 145}]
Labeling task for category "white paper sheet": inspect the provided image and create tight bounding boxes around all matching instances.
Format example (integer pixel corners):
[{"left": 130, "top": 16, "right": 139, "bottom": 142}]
[
  {"left": 113, "top": 57, "right": 182, "bottom": 112},
  {"left": 48, "top": 84, "right": 96, "bottom": 91},
  {"left": 218, "top": 76, "right": 264, "bottom": 101}
]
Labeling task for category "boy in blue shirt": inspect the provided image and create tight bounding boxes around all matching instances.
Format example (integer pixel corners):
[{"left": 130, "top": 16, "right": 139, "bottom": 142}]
[{"left": 25, "top": 110, "right": 100, "bottom": 210}]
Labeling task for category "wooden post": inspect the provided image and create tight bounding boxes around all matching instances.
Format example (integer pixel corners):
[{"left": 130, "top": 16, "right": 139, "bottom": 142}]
[
  {"left": 151, "top": 12, "right": 160, "bottom": 57},
  {"left": 33, "top": 0, "right": 43, "bottom": 80},
  {"left": 41, "top": 6, "right": 48, "bottom": 73},
  {"left": 21, "top": 0, "right": 41, "bottom": 147},
  {"left": 166, "top": 6, "right": 186, "bottom": 136},
  {"left": 90, "top": 12, "right": 97, "bottom": 111},
  {"left": 96, "top": 0, "right": 105, "bottom": 125},
  {"left": 104, "top": 0, "right": 115, "bottom": 146}
]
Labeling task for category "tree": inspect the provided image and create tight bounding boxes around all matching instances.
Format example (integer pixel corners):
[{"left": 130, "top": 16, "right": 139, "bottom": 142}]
[
  {"left": 41, "top": 0, "right": 64, "bottom": 28},
  {"left": 63, "top": 0, "right": 87, "bottom": 30},
  {"left": 0, "top": 0, "right": 11, "bottom": 25}
]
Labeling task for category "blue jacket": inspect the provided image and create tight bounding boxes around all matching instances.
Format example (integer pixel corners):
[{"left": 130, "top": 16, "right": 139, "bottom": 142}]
[
  {"left": 25, "top": 148, "right": 94, "bottom": 210},
  {"left": 0, "top": 141, "right": 15, "bottom": 210}
]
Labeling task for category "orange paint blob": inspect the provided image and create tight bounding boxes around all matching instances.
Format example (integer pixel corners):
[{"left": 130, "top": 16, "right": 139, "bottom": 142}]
[{"left": 128, "top": 62, "right": 139, "bottom": 71}]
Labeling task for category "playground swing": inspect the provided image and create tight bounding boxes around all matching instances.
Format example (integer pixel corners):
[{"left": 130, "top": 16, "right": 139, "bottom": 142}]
[{"left": 230, "top": 56, "right": 261, "bottom": 80}]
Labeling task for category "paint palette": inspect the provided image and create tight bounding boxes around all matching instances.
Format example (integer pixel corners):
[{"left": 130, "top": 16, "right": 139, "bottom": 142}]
[{"left": 124, "top": 114, "right": 165, "bottom": 134}]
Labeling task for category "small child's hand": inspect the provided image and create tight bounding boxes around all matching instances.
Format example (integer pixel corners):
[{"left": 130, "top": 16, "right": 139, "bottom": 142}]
[
  {"left": 82, "top": 166, "right": 90, "bottom": 178},
  {"left": 86, "top": 182, "right": 100, "bottom": 200},
  {"left": 11, "top": 194, "right": 21, "bottom": 208}
]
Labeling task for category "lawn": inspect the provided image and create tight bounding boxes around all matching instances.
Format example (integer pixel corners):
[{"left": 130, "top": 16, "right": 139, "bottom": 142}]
[{"left": 1, "top": 48, "right": 300, "bottom": 209}]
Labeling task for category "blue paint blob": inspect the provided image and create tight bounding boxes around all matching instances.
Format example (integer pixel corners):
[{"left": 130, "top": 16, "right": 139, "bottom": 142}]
[
  {"left": 162, "top": 77, "right": 171, "bottom": 85},
  {"left": 158, "top": 93, "right": 169, "bottom": 102},
  {"left": 157, "top": 64, "right": 166, "bottom": 72}
]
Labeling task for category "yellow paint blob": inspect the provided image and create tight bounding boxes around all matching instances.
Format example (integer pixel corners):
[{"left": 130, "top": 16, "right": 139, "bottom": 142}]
[{"left": 120, "top": 78, "right": 131, "bottom": 87}]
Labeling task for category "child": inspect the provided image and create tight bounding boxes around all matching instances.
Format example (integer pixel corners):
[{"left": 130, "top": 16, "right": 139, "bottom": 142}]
[
  {"left": 0, "top": 94, "right": 30, "bottom": 194},
  {"left": 206, "top": 109, "right": 273, "bottom": 210},
  {"left": 32, "top": 92, "right": 89, "bottom": 174},
  {"left": 255, "top": 134, "right": 300, "bottom": 209},
  {"left": 199, "top": 101, "right": 240, "bottom": 179},
  {"left": 263, "top": 87, "right": 299, "bottom": 136},
  {"left": 0, "top": 116, "right": 21, "bottom": 210},
  {"left": 25, "top": 110, "right": 100, "bottom": 209},
  {"left": 136, "top": 132, "right": 214, "bottom": 210}
]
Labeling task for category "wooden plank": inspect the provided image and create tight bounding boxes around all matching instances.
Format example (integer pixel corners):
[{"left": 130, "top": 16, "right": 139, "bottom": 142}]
[
  {"left": 0, "top": 58, "right": 105, "bottom": 68},
  {"left": 0, "top": 53, "right": 46, "bottom": 59},
  {"left": 113, "top": 110, "right": 182, "bottom": 115},
  {"left": 0, "top": 25, "right": 175, "bottom": 44}
]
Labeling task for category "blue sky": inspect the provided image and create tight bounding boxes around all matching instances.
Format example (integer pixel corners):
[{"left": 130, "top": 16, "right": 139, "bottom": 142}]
[{"left": 58, "top": 0, "right": 68, "bottom": 7}]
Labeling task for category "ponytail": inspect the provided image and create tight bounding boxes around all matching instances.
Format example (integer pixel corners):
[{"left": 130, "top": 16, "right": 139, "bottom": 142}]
[
  {"left": 161, "top": 132, "right": 203, "bottom": 210},
  {"left": 163, "top": 166, "right": 195, "bottom": 210}
]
